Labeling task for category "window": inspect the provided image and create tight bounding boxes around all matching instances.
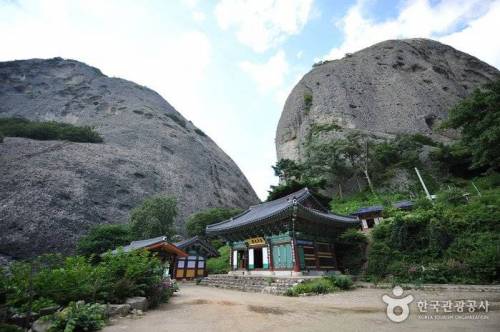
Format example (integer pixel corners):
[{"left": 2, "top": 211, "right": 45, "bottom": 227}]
[
  {"left": 198, "top": 261, "right": 205, "bottom": 268},
  {"left": 177, "top": 259, "right": 185, "bottom": 268},
  {"left": 187, "top": 260, "right": 196, "bottom": 268}
]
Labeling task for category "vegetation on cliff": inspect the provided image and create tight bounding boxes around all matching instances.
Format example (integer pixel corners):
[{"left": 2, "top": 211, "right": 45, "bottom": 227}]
[{"left": 0, "top": 117, "right": 103, "bottom": 143}]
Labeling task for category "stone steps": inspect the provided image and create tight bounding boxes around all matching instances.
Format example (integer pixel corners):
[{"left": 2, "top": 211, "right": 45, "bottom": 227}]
[{"left": 198, "top": 274, "right": 307, "bottom": 295}]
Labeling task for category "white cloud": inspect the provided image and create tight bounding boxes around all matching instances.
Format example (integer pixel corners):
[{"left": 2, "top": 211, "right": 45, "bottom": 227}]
[
  {"left": 240, "top": 50, "right": 289, "bottom": 94},
  {"left": 439, "top": 1, "right": 500, "bottom": 69},
  {"left": 325, "top": 0, "right": 500, "bottom": 69},
  {"left": 0, "top": 0, "right": 212, "bottom": 127},
  {"left": 215, "top": 0, "right": 314, "bottom": 53},
  {"left": 192, "top": 10, "right": 206, "bottom": 23}
]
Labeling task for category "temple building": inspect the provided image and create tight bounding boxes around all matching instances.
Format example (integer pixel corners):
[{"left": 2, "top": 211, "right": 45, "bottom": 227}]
[
  {"left": 206, "top": 188, "right": 359, "bottom": 276},
  {"left": 112, "top": 236, "right": 188, "bottom": 278},
  {"left": 351, "top": 205, "right": 384, "bottom": 231},
  {"left": 173, "top": 236, "right": 219, "bottom": 279}
]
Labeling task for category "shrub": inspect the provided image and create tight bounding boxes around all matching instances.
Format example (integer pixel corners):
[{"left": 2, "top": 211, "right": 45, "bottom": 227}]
[
  {"left": 0, "top": 117, "right": 103, "bottom": 143},
  {"left": 194, "top": 128, "right": 206, "bottom": 137},
  {"left": 286, "top": 278, "right": 335, "bottom": 296},
  {"left": 335, "top": 229, "right": 368, "bottom": 275},
  {"left": 0, "top": 324, "right": 23, "bottom": 332},
  {"left": 49, "top": 301, "right": 106, "bottom": 332},
  {"left": 436, "top": 187, "right": 467, "bottom": 206},
  {"left": 166, "top": 113, "right": 186, "bottom": 128},
  {"left": 77, "top": 224, "right": 132, "bottom": 256},
  {"left": 3, "top": 251, "right": 168, "bottom": 314},
  {"left": 326, "top": 274, "right": 354, "bottom": 290},
  {"left": 303, "top": 93, "right": 313, "bottom": 114},
  {"left": 365, "top": 188, "right": 500, "bottom": 284},
  {"left": 146, "top": 280, "right": 176, "bottom": 309},
  {"left": 206, "top": 246, "right": 230, "bottom": 274},
  {"left": 97, "top": 250, "right": 164, "bottom": 304}
]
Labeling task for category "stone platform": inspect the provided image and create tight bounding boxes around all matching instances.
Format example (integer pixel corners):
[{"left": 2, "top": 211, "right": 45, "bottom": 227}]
[{"left": 198, "top": 274, "right": 315, "bottom": 295}]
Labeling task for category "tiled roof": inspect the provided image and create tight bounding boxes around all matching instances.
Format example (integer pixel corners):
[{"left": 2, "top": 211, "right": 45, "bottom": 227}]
[
  {"left": 112, "top": 236, "right": 188, "bottom": 257},
  {"left": 120, "top": 236, "right": 167, "bottom": 252},
  {"left": 174, "top": 236, "right": 219, "bottom": 257},
  {"left": 351, "top": 205, "right": 384, "bottom": 216},
  {"left": 206, "top": 188, "right": 358, "bottom": 235}
]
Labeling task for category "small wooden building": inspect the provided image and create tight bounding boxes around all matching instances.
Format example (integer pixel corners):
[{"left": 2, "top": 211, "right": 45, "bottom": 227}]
[
  {"left": 206, "top": 188, "right": 360, "bottom": 276},
  {"left": 353, "top": 201, "right": 415, "bottom": 231},
  {"left": 173, "top": 236, "right": 219, "bottom": 279},
  {"left": 115, "top": 236, "right": 188, "bottom": 277},
  {"left": 351, "top": 205, "right": 384, "bottom": 231}
]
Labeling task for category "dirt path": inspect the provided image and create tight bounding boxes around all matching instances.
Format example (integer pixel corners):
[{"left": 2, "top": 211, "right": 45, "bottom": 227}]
[{"left": 104, "top": 284, "right": 500, "bottom": 332}]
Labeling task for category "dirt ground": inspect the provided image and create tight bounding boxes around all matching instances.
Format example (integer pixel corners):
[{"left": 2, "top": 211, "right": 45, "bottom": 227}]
[{"left": 104, "top": 284, "right": 500, "bottom": 332}]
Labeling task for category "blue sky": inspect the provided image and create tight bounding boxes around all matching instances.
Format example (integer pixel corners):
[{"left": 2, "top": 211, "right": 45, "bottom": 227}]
[{"left": 1, "top": 0, "right": 499, "bottom": 200}]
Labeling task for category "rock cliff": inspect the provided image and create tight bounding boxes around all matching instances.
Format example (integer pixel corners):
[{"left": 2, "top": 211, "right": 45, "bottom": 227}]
[
  {"left": 276, "top": 39, "right": 499, "bottom": 161},
  {"left": 0, "top": 58, "right": 259, "bottom": 259}
]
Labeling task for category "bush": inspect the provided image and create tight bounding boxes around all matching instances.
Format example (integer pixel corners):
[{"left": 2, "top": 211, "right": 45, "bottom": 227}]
[
  {"left": 325, "top": 274, "right": 354, "bottom": 290},
  {"left": 335, "top": 229, "right": 368, "bottom": 275},
  {"left": 49, "top": 301, "right": 106, "bottom": 332},
  {"left": 206, "top": 246, "right": 230, "bottom": 274},
  {"left": 0, "top": 117, "right": 103, "bottom": 143},
  {"left": 365, "top": 188, "right": 500, "bottom": 284},
  {"left": 165, "top": 113, "right": 186, "bottom": 128},
  {"left": 0, "top": 324, "right": 23, "bottom": 332},
  {"left": 286, "top": 278, "right": 336, "bottom": 296},
  {"left": 97, "top": 250, "right": 165, "bottom": 304},
  {"left": 77, "top": 224, "right": 132, "bottom": 256},
  {"left": 3, "top": 251, "right": 168, "bottom": 315}
]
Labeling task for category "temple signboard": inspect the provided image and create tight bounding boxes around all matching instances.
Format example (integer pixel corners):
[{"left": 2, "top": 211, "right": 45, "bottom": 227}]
[{"left": 246, "top": 237, "right": 266, "bottom": 246}]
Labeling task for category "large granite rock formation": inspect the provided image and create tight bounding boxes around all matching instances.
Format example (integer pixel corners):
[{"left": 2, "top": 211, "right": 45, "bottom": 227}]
[
  {"left": 276, "top": 38, "right": 499, "bottom": 162},
  {"left": 0, "top": 58, "right": 259, "bottom": 259}
]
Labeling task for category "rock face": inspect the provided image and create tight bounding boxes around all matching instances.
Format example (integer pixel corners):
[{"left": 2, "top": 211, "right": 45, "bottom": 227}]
[
  {"left": 276, "top": 38, "right": 499, "bottom": 162},
  {"left": 0, "top": 58, "right": 259, "bottom": 259}
]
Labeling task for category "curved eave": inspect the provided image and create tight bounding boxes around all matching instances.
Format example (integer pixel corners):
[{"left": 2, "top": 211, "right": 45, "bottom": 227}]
[
  {"left": 296, "top": 204, "right": 360, "bottom": 227},
  {"left": 206, "top": 205, "right": 294, "bottom": 236}
]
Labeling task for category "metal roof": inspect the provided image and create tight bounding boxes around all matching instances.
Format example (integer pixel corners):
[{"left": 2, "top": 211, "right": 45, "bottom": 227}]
[{"left": 206, "top": 188, "right": 358, "bottom": 235}]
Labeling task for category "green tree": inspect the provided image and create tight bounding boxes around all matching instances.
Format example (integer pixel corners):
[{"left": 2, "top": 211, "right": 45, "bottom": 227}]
[
  {"left": 77, "top": 224, "right": 132, "bottom": 256},
  {"left": 443, "top": 80, "right": 500, "bottom": 170},
  {"left": 206, "top": 245, "right": 230, "bottom": 274},
  {"left": 186, "top": 207, "right": 242, "bottom": 237},
  {"left": 130, "top": 196, "right": 177, "bottom": 239}
]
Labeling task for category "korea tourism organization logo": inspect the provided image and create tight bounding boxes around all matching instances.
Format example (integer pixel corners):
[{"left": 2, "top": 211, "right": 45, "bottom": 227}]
[
  {"left": 382, "top": 286, "right": 414, "bottom": 322},
  {"left": 383, "top": 286, "right": 490, "bottom": 323}
]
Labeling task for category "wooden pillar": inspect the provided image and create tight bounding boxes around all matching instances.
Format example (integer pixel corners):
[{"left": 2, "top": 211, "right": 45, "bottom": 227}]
[{"left": 268, "top": 242, "right": 274, "bottom": 271}]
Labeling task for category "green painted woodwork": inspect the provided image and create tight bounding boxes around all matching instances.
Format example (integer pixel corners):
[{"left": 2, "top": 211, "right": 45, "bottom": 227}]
[
  {"left": 272, "top": 243, "right": 293, "bottom": 269},
  {"left": 232, "top": 240, "right": 246, "bottom": 250},
  {"left": 268, "top": 233, "right": 291, "bottom": 244},
  {"left": 298, "top": 246, "right": 305, "bottom": 269}
]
